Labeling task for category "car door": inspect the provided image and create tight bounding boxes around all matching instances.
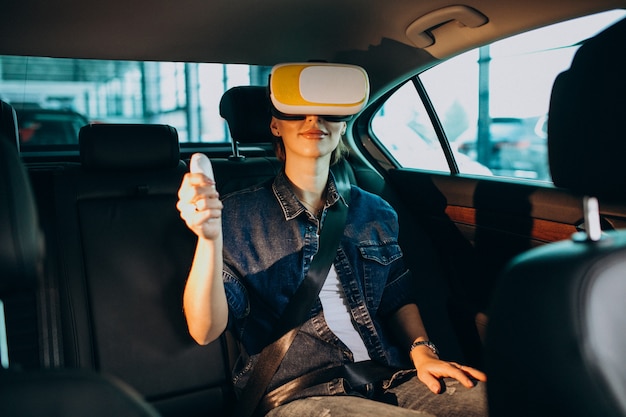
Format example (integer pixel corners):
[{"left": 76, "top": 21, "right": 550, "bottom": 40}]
[{"left": 351, "top": 10, "right": 626, "bottom": 365}]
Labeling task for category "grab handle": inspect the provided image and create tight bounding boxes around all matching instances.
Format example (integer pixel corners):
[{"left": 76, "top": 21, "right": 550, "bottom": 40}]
[{"left": 406, "top": 5, "right": 488, "bottom": 48}]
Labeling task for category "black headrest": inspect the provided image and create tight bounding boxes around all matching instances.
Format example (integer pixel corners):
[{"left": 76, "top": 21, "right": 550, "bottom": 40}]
[
  {"left": 219, "top": 86, "right": 275, "bottom": 144},
  {"left": 79, "top": 124, "right": 180, "bottom": 171},
  {"left": 0, "top": 369, "right": 161, "bottom": 416},
  {"left": 0, "top": 137, "right": 43, "bottom": 294},
  {"left": 0, "top": 100, "right": 19, "bottom": 150},
  {"left": 548, "top": 17, "right": 626, "bottom": 199}
]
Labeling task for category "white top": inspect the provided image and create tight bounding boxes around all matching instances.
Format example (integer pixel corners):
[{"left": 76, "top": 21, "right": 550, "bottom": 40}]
[{"left": 319, "top": 265, "right": 371, "bottom": 362}]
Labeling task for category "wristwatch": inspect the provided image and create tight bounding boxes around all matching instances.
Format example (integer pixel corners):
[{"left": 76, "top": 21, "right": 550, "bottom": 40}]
[{"left": 409, "top": 340, "right": 439, "bottom": 356}]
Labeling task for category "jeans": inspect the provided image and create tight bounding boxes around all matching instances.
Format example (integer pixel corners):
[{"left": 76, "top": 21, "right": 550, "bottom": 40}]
[{"left": 265, "top": 377, "right": 488, "bottom": 417}]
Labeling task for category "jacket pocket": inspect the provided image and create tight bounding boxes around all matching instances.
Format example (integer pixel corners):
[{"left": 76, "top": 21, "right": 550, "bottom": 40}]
[
  {"left": 358, "top": 241, "right": 403, "bottom": 265},
  {"left": 223, "top": 271, "right": 250, "bottom": 319}
]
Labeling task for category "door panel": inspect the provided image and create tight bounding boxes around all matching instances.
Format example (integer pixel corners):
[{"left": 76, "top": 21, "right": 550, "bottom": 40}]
[
  {"left": 390, "top": 169, "right": 581, "bottom": 257},
  {"left": 386, "top": 168, "right": 626, "bottom": 306},
  {"left": 378, "top": 169, "right": 598, "bottom": 365}
]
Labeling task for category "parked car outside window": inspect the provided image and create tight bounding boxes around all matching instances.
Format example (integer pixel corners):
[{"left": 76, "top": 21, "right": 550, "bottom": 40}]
[
  {"left": 16, "top": 107, "right": 90, "bottom": 147},
  {"left": 454, "top": 116, "right": 548, "bottom": 180}
]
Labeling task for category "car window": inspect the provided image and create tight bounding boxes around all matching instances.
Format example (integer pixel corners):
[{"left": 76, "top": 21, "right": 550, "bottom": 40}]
[
  {"left": 371, "top": 9, "right": 626, "bottom": 182},
  {"left": 371, "top": 82, "right": 448, "bottom": 171},
  {"left": 0, "top": 58, "right": 271, "bottom": 150}
]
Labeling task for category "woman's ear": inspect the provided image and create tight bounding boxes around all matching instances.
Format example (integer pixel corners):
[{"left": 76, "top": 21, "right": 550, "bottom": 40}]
[
  {"left": 341, "top": 122, "right": 347, "bottom": 136},
  {"left": 270, "top": 117, "right": 280, "bottom": 137}
]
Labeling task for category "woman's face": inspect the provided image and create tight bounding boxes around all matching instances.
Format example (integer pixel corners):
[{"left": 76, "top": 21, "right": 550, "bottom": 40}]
[{"left": 270, "top": 115, "right": 346, "bottom": 163}]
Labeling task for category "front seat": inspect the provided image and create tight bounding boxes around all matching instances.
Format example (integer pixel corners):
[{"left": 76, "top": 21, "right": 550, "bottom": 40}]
[
  {"left": 0, "top": 125, "right": 161, "bottom": 416},
  {"left": 0, "top": 100, "right": 18, "bottom": 148},
  {"left": 485, "top": 17, "right": 626, "bottom": 417}
]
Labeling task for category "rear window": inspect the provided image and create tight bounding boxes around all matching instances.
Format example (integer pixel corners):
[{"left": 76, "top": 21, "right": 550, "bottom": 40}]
[{"left": 0, "top": 58, "right": 271, "bottom": 150}]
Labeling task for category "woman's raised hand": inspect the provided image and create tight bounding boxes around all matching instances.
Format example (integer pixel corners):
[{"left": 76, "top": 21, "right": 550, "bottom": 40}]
[{"left": 177, "top": 153, "right": 223, "bottom": 240}]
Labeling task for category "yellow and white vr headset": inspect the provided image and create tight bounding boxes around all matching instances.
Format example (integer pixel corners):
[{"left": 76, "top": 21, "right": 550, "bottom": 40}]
[{"left": 269, "top": 63, "right": 370, "bottom": 122}]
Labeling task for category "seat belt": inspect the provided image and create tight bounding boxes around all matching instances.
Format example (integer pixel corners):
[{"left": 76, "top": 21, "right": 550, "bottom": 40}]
[{"left": 233, "top": 163, "right": 352, "bottom": 417}]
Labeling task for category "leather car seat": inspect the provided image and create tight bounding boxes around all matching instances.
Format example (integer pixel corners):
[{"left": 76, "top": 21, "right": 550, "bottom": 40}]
[
  {"left": 0, "top": 368, "right": 161, "bottom": 417},
  {"left": 0, "top": 100, "right": 19, "bottom": 148},
  {"left": 0, "top": 124, "right": 44, "bottom": 369},
  {"left": 39, "top": 123, "right": 232, "bottom": 416},
  {"left": 0, "top": 114, "right": 160, "bottom": 416},
  {"left": 485, "top": 17, "right": 626, "bottom": 417}
]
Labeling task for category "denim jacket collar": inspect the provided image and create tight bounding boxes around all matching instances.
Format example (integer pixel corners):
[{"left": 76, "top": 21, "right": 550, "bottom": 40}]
[{"left": 272, "top": 169, "right": 342, "bottom": 221}]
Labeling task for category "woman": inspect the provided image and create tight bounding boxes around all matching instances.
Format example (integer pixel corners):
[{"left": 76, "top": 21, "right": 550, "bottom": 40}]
[{"left": 177, "top": 83, "right": 487, "bottom": 417}]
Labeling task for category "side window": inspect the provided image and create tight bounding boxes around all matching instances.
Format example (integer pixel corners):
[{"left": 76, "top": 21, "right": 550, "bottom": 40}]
[
  {"left": 371, "top": 10, "right": 626, "bottom": 182},
  {"left": 371, "top": 82, "right": 450, "bottom": 172}
]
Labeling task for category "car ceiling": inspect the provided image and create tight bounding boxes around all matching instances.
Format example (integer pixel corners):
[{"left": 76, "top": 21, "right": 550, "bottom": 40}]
[{"left": 1, "top": 0, "right": 624, "bottom": 94}]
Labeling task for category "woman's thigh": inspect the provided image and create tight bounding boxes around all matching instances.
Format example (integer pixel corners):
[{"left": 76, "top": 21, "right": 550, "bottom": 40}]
[
  {"left": 266, "top": 377, "right": 487, "bottom": 417},
  {"left": 383, "top": 376, "right": 488, "bottom": 417},
  {"left": 266, "top": 395, "right": 436, "bottom": 417}
]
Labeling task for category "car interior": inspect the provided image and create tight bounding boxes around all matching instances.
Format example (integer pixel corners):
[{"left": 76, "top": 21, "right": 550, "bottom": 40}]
[{"left": 1, "top": 0, "right": 626, "bottom": 416}]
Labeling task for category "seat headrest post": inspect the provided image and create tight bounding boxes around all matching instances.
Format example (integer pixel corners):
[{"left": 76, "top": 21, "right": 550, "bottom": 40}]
[
  {"left": 582, "top": 196, "right": 602, "bottom": 242},
  {"left": 229, "top": 140, "right": 245, "bottom": 161}
]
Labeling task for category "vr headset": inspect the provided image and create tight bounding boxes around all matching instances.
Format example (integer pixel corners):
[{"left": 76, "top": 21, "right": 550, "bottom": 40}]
[{"left": 269, "top": 63, "right": 370, "bottom": 122}]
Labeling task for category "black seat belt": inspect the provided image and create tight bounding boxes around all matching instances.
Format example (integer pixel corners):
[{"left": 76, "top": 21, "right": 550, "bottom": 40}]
[{"left": 233, "top": 163, "right": 352, "bottom": 417}]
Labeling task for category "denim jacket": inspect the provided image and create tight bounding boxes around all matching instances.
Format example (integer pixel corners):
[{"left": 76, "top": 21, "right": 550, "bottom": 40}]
[{"left": 221, "top": 170, "right": 417, "bottom": 399}]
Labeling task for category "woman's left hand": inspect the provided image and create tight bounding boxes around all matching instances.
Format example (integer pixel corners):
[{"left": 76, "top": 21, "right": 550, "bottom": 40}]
[{"left": 411, "top": 348, "right": 487, "bottom": 394}]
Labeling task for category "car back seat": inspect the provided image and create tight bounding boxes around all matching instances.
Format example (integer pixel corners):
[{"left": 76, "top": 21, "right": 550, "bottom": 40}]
[
  {"left": 27, "top": 124, "right": 235, "bottom": 417},
  {"left": 21, "top": 82, "right": 471, "bottom": 417},
  {"left": 2, "top": 116, "right": 163, "bottom": 417}
]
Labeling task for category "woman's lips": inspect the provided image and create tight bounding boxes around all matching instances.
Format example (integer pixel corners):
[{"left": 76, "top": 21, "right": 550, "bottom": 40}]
[{"left": 301, "top": 129, "right": 326, "bottom": 138}]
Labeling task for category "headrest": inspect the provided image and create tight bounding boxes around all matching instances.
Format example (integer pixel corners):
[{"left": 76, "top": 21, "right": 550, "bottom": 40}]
[
  {"left": 79, "top": 124, "right": 180, "bottom": 171},
  {"left": 0, "top": 100, "right": 19, "bottom": 150},
  {"left": 0, "top": 137, "right": 43, "bottom": 294},
  {"left": 219, "top": 86, "right": 275, "bottom": 144},
  {"left": 269, "top": 63, "right": 369, "bottom": 119},
  {"left": 0, "top": 369, "right": 161, "bottom": 416},
  {"left": 548, "top": 17, "right": 626, "bottom": 199}
]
